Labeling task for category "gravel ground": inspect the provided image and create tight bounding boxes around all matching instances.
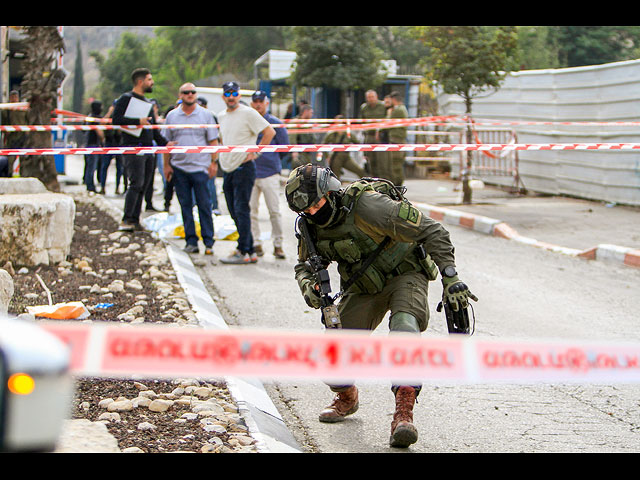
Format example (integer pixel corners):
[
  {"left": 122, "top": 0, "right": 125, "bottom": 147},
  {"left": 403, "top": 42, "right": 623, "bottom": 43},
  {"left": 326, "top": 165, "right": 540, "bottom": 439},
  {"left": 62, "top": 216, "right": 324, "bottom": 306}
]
[{"left": 7, "top": 194, "right": 258, "bottom": 453}]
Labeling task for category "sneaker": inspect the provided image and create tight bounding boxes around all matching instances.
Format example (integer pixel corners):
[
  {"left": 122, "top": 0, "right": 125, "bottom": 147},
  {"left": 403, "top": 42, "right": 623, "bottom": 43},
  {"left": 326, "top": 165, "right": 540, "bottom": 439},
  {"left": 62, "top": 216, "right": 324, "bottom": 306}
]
[
  {"left": 273, "top": 247, "right": 286, "bottom": 259},
  {"left": 183, "top": 244, "right": 199, "bottom": 254},
  {"left": 221, "top": 251, "right": 253, "bottom": 264},
  {"left": 204, "top": 247, "right": 213, "bottom": 256},
  {"left": 146, "top": 205, "right": 159, "bottom": 212},
  {"left": 118, "top": 222, "right": 135, "bottom": 232},
  {"left": 249, "top": 252, "right": 258, "bottom": 263},
  {"left": 254, "top": 245, "right": 264, "bottom": 257}
]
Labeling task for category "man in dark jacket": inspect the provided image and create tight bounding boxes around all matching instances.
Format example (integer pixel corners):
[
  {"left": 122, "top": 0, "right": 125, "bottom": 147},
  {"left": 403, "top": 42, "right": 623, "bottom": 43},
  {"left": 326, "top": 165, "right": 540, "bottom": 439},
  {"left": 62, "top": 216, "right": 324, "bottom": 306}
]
[{"left": 112, "top": 68, "right": 171, "bottom": 231}]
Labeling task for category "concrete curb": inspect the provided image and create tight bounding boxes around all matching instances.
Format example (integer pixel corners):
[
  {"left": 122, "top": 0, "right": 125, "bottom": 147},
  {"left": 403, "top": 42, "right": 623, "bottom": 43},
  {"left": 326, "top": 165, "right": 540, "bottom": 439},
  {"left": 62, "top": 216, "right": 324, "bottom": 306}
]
[
  {"left": 164, "top": 244, "right": 303, "bottom": 453},
  {"left": 88, "top": 192, "right": 303, "bottom": 453},
  {"left": 413, "top": 201, "right": 640, "bottom": 269}
]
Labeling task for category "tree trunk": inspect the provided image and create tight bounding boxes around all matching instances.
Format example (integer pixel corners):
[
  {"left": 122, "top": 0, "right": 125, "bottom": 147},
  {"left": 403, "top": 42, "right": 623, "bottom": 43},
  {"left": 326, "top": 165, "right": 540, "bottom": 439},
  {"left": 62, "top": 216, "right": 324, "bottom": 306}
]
[
  {"left": 461, "top": 95, "right": 473, "bottom": 204},
  {"left": 20, "top": 27, "right": 66, "bottom": 192}
]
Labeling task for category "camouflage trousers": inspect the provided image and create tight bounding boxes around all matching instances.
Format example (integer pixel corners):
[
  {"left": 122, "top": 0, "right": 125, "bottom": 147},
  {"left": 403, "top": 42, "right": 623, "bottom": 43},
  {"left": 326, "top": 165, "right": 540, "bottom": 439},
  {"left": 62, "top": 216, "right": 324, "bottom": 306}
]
[
  {"left": 389, "top": 150, "right": 405, "bottom": 186},
  {"left": 337, "top": 271, "right": 430, "bottom": 332},
  {"left": 327, "top": 271, "right": 429, "bottom": 393},
  {"left": 329, "top": 152, "right": 365, "bottom": 180}
]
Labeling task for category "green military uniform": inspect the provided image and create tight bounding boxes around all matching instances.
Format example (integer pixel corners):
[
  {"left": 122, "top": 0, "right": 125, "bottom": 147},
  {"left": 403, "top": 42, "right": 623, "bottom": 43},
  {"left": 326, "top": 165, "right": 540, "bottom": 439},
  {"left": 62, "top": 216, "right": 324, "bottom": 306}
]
[
  {"left": 359, "top": 100, "right": 387, "bottom": 178},
  {"left": 289, "top": 124, "right": 320, "bottom": 170},
  {"left": 286, "top": 164, "right": 476, "bottom": 448},
  {"left": 387, "top": 103, "right": 409, "bottom": 186},
  {"left": 322, "top": 130, "right": 365, "bottom": 180},
  {"left": 294, "top": 179, "right": 455, "bottom": 334}
]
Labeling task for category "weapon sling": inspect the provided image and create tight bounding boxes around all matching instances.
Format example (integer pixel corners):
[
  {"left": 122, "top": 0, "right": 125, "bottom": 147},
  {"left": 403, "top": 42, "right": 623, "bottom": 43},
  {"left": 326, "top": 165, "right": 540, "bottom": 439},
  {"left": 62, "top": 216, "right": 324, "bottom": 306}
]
[{"left": 297, "top": 216, "right": 391, "bottom": 328}]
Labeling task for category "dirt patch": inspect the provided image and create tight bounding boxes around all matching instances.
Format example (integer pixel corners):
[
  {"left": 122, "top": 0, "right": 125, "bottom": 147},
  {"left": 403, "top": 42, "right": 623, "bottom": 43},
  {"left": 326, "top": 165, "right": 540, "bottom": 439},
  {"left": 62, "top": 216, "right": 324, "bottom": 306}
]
[{"left": 8, "top": 198, "right": 256, "bottom": 453}]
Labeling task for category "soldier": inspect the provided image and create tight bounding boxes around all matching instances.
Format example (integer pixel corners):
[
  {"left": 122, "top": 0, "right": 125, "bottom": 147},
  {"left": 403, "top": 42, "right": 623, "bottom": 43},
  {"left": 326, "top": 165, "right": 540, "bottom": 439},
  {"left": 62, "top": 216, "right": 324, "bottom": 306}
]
[
  {"left": 322, "top": 115, "right": 365, "bottom": 181},
  {"left": 387, "top": 92, "right": 409, "bottom": 186},
  {"left": 285, "top": 163, "right": 477, "bottom": 448},
  {"left": 289, "top": 105, "right": 319, "bottom": 170},
  {"left": 359, "top": 90, "right": 387, "bottom": 178}
]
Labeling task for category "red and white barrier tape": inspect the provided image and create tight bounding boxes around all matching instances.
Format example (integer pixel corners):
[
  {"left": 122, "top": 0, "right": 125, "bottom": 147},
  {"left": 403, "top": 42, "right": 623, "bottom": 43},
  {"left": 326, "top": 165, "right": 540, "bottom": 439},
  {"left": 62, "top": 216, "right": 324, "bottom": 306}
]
[
  {"left": 40, "top": 322, "right": 640, "bottom": 384},
  {"left": 3, "top": 142, "right": 640, "bottom": 156},
  {"left": 0, "top": 117, "right": 441, "bottom": 133}
]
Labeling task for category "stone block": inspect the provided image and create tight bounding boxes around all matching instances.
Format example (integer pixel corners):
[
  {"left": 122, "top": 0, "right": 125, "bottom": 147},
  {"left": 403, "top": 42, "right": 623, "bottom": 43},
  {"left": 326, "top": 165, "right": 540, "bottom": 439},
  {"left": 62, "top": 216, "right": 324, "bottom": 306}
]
[
  {"left": 0, "top": 193, "right": 76, "bottom": 266},
  {"left": 0, "top": 269, "right": 13, "bottom": 314},
  {"left": 0, "top": 177, "right": 48, "bottom": 195}
]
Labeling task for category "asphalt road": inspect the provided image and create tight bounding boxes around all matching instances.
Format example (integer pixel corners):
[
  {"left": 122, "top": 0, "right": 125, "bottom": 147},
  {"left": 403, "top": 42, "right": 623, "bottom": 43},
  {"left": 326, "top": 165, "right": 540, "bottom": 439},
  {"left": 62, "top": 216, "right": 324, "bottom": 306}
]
[
  {"left": 192, "top": 182, "right": 640, "bottom": 453},
  {"left": 63, "top": 153, "right": 640, "bottom": 452}
]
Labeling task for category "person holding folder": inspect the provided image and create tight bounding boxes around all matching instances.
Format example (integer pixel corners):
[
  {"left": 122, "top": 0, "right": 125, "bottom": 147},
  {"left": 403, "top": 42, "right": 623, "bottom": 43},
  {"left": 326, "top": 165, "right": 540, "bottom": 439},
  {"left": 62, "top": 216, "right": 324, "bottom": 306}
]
[{"left": 112, "top": 68, "right": 172, "bottom": 231}]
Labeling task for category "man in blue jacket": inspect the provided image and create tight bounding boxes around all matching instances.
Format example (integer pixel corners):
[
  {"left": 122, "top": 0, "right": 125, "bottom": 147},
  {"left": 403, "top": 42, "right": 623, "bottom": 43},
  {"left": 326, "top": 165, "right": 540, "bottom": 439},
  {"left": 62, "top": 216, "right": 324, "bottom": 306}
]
[{"left": 249, "top": 90, "right": 290, "bottom": 259}]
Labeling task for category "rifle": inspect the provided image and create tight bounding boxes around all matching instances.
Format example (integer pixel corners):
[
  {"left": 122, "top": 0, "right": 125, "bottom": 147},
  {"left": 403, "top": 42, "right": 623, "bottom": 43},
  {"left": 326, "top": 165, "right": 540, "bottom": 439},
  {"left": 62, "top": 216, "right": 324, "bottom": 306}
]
[
  {"left": 436, "top": 298, "right": 475, "bottom": 335},
  {"left": 296, "top": 216, "right": 342, "bottom": 329}
]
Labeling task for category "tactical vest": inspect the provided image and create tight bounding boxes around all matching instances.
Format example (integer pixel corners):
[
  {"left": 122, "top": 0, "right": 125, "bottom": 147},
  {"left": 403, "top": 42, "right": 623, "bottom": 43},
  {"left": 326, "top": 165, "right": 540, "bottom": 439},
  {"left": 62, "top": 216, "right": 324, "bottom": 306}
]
[{"left": 310, "top": 180, "right": 438, "bottom": 295}]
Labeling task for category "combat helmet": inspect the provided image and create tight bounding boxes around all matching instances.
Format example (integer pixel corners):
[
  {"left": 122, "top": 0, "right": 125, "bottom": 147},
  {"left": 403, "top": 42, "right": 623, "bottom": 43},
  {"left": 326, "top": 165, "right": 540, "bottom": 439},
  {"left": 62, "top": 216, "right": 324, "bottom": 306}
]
[{"left": 285, "top": 164, "right": 342, "bottom": 213}]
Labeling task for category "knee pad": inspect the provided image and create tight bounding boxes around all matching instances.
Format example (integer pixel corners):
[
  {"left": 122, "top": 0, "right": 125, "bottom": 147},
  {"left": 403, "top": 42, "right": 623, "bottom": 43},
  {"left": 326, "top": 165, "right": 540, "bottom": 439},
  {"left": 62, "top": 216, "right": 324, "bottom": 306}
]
[{"left": 389, "top": 311, "right": 420, "bottom": 334}]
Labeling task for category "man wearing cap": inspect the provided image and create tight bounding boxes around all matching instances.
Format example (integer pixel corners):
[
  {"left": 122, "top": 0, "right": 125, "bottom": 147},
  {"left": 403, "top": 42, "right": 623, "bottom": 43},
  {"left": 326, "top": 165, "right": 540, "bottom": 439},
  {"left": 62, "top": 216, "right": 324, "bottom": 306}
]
[
  {"left": 163, "top": 82, "right": 219, "bottom": 256},
  {"left": 249, "top": 90, "right": 290, "bottom": 259},
  {"left": 217, "top": 81, "right": 276, "bottom": 264}
]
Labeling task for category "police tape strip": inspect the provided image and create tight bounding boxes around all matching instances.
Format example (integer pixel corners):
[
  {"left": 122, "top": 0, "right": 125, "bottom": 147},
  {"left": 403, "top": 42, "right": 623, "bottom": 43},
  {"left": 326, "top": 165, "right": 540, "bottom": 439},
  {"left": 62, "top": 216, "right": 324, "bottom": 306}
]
[
  {"left": 4, "top": 142, "right": 640, "bottom": 157},
  {"left": 39, "top": 321, "right": 640, "bottom": 384},
  {"left": 0, "top": 117, "right": 443, "bottom": 133}
]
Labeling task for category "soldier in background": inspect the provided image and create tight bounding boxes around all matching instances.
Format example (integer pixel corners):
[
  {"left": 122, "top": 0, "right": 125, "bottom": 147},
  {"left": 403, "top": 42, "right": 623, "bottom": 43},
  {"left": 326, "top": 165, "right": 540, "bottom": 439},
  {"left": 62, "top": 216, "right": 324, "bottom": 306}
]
[
  {"left": 289, "top": 104, "right": 319, "bottom": 169},
  {"left": 359, "top": 90, "right": 387, "bottom": 178},
  {"left": 387, "top": 92, "right": 409, "bottom": 186},
  {"left": 322, "top": 115, "right": 365, "bottom": 181}
]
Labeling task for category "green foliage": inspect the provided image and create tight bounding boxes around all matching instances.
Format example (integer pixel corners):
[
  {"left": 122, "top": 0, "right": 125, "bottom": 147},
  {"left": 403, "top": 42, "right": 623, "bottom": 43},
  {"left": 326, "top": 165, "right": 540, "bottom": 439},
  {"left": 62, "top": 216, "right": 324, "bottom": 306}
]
[
  {"left": 552, "top": 26, "right": 640, "bottom": 67},
  {"left": 517, "top": 26, "right": 640, "bottom": 70},
  {"left": 90, "top": 32, "right": 150, "bottom": 107},
  {"left": 290, "top": 26, "right": 386, "bottom": 90},
  {"left": 91, "top": 26, "right": 288, "bottom": 110},
  {"left": 516, "top": 26, "right": 561, "bottom": 70},
  {"left": 90, "top": 26, "right": 640, "bottom": 115},
  {"left": 411, "top": 26, "right": 519, "bottom": 112},
  {"left": 374, "top": 26, "right": 431, "bottom": 72}
]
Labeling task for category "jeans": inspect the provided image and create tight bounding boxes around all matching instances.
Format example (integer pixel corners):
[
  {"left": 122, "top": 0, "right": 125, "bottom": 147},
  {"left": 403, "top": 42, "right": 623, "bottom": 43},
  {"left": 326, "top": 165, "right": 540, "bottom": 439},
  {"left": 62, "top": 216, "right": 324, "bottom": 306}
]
[
  {"left": 207, "top": 176, "right": 219, "bottom": 210},
  {"left": 122, "top": 153, "right": 155, "bottom": 225},
  {"left": 84, "top": 150, "right": 100, "bottom": 192},
  {"left": 223, "top": 161, "right": 256, "bottom": 254},
  {"left": 98, "top": 153, "right": 125, "bottom": 191},
  {"left": 173, "top": 166, "right": 215, "bottom": 248}
]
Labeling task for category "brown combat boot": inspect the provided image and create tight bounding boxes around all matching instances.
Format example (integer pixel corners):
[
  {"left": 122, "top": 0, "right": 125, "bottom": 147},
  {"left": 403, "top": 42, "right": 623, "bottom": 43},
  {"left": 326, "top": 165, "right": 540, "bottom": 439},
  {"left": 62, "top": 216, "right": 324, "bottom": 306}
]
[
  {"left": 318, "top": 386, "right": 359, "bottom": 423},
  {"left": 389, "top": 386, "right": 418, "bottom": 448}
]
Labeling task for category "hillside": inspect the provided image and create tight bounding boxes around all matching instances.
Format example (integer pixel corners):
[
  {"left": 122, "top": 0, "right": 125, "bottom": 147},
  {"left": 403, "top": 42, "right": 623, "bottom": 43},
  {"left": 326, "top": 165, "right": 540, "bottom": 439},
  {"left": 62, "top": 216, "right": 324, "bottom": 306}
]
[{"left": 61, "top": 26, "right": 156, "bottom": 111}]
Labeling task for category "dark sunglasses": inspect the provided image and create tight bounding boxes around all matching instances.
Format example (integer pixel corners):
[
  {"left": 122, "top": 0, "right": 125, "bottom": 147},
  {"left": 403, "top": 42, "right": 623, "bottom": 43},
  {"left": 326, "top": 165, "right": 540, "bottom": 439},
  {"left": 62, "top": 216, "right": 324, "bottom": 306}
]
[
  {"left": 181, "top": 90, "right": 197, "bottom": 95},
  {"left": 223, "top": 91, "right": 239, "bottom": 97}
]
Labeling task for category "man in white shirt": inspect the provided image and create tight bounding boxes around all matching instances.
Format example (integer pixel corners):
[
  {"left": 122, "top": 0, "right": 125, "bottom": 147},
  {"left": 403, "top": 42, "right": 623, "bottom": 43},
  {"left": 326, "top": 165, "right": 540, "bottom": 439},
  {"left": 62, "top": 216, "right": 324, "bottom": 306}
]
[
  {"left": 217, "top": 81, "right": 275, "bottom": 264},
  {"left": 163, "top": 82, "right": 219, "bottom": 255}
]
